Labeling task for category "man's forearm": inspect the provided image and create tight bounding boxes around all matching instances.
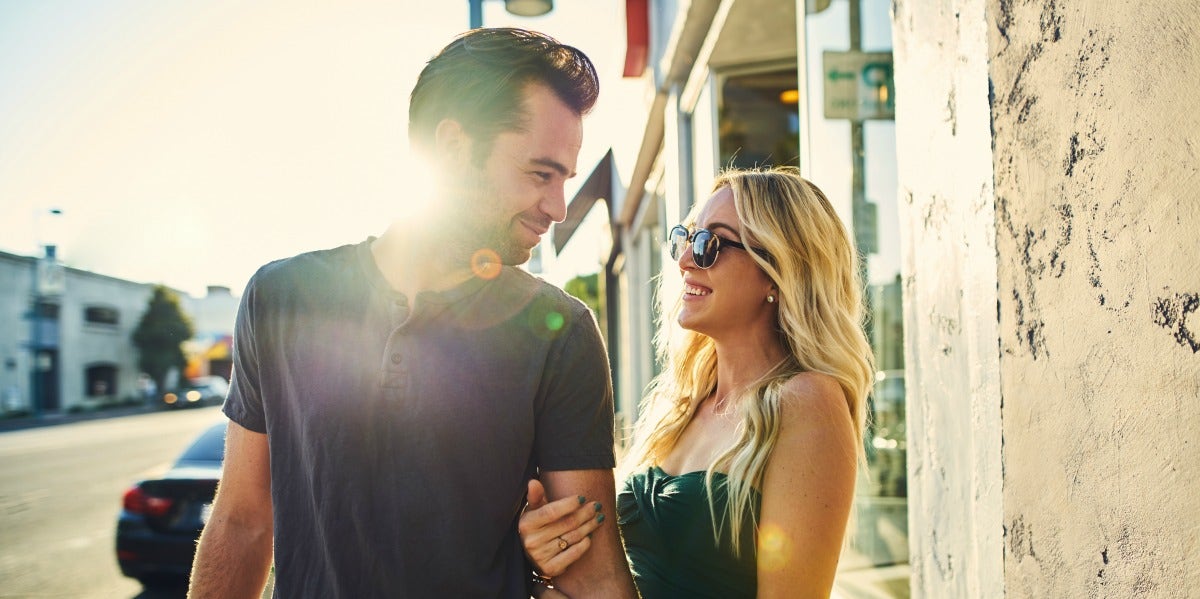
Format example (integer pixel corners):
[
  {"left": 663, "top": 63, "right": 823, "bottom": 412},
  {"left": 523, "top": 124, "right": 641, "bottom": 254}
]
[
  {"left": 188, "top": 515, "right": 273, "bottom": 598},
  {"left": 552, "top": 550, "right": 639, "bottom": 599},
  {"left": 549, "top": 523, "right": 638, "bottom": 599},
  {"left": 539, "top": 470, "right": 639, "bottom": 599}
]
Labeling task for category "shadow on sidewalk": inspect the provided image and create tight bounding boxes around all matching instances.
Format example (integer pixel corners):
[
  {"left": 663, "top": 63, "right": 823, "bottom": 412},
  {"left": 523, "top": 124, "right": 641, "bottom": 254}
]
[{"left": 0, "top": 403, "right": 161, "bottom": 434}]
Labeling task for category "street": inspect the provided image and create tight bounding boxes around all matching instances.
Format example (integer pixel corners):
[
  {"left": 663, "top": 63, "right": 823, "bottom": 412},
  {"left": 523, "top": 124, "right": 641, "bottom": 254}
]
[{"left": 0, "top": 406, "right": 226, "bottom": 598}]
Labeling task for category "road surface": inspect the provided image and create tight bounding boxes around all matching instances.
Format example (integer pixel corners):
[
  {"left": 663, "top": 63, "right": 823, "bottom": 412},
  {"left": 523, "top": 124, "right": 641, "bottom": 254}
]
[{"left": 0, "top": 406, "right": 226, "bottom": 598}]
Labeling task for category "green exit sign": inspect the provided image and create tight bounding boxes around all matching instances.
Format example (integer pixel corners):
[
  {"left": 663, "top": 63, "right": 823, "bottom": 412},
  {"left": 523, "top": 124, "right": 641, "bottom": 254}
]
[{"left": 822, "top": 50, "right": 895, "bottom": 121}]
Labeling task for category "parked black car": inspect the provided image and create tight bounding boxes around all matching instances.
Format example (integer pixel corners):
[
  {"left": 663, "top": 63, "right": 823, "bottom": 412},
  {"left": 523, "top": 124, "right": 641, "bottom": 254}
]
[
  {"left": 116, "top": 420, "right": 226, "bottom": 585},
  {"left": 161, "top": 376, "right": 229, "bottom": 409}
]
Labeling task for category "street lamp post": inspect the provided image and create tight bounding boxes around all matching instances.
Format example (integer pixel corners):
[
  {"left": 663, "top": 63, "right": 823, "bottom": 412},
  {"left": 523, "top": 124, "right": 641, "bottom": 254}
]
[
  {"left": 28, "top": 208, "right": 65, "bottom": 417},
  {"left": 467, "top": 0, "right": 553, "bottom": 29}
]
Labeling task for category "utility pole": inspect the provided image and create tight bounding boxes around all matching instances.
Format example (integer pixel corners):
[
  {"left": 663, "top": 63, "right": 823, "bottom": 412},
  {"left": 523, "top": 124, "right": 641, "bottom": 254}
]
[{"left": 28, "top": 208, "right": 65, "bottom": 417}]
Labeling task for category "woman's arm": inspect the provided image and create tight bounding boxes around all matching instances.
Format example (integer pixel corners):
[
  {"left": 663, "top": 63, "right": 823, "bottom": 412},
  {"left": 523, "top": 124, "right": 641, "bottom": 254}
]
[{"left": 756, "top": 373, "right": 858, "bottom": 599}]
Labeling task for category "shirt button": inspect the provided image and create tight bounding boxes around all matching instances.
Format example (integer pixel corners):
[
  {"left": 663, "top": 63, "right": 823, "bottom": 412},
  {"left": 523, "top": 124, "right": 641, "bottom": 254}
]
[{"left": 390, "top": 353, "right": 402, "bottom": 364}]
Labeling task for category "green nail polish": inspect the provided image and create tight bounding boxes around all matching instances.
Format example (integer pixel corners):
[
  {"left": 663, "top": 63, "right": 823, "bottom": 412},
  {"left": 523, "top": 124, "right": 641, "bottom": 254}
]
[
  {"left": 578, "top": 495, "right": 586, "bottom": 505},
  {"left": 593, "top": 501, "right": 602, "bottom": 512},
  {"left": 596, "top": 513, "right": 605, "bottom": 523}
]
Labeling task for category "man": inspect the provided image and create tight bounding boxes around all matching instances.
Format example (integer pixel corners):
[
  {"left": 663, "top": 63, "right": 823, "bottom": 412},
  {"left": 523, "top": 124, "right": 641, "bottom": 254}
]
[{"left": 189, "top": 28, "right": 637, "bottom": 598}]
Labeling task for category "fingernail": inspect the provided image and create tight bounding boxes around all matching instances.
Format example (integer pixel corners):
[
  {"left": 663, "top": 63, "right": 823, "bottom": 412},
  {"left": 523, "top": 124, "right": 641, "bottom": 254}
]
[
  {"left": 596, "top": 513, "right": 605, "bottom": 523},
  {"left": 593, "top": 501, "right": 602, "bottom": 512},
  {"left": 578, "top": 496, "right": 586, "bottom": 505}
]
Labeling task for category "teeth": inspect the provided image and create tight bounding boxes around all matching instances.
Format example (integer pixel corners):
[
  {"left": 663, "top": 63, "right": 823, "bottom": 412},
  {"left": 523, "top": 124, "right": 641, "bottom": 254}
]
[{"left": 684, "top": 285, "right": 710, "bottom": 296}]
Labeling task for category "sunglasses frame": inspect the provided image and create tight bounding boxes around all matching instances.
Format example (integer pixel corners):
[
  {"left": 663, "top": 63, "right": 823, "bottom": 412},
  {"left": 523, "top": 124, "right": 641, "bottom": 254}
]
[{"left": 667, "top": 224, "right": 769, "bottom": 269}]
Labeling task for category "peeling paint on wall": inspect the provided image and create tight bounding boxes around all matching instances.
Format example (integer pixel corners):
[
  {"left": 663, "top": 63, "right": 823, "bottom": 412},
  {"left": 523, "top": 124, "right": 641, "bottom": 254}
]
[
  {"left": 1005, "top": 515, "right": 1036, "bottom": 561},
  {"left": 945, "top": 85, "right": 958, "bottom": 136},
  {"left": 1151, "top": 292, "right": 1199, "bottom": 352},
  {"left": 1063, "top": 126, "right": 1104, "bottom": 179},
  {"left": 1047, "top": 204, "right": 1071, "bottom": 277}
]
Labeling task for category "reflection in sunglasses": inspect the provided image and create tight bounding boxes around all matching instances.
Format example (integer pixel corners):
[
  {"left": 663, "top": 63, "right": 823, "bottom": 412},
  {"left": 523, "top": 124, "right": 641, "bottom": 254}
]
[{"left": 667, "top": 224, "right": 767, "bottom": 269}]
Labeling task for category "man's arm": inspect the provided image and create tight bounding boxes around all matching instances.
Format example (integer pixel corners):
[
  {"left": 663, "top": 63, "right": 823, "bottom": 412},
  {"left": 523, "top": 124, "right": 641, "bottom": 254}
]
[
  {"left": 188, "top": 420, "right": 273, "bottom": 598},
  {"left": 538, "top": 469, "right": 638, "bottom": 599}
]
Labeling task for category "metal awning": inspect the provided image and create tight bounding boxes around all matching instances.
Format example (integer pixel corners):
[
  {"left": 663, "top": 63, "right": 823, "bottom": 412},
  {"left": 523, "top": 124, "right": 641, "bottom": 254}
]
[{"left": 552, "top": 149, "right": 613, "bottom": 254}]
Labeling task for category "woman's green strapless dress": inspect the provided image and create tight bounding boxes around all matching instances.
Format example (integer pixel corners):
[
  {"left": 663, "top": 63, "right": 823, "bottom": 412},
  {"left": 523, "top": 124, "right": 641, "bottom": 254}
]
[{"left": 617, "top": 466, "right": 759, "bottom": 599}]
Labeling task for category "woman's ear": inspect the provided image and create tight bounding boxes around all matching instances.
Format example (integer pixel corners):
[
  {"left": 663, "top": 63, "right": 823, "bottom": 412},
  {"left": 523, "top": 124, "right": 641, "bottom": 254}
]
[{"left": 767, "top": 286, "right": 780, "bottom": 305}]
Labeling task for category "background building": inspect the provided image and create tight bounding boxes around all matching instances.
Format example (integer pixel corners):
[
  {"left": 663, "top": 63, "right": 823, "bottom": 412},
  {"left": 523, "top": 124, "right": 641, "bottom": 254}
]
[
  {"left": 555, "top": 0, "right": 1198, "bottom": 596},
  {"left": 0, "top": 249, "right": 236, "bottom": 415},
  {"left": 180, "top": 286, "right": 239, "bottom": 382}
]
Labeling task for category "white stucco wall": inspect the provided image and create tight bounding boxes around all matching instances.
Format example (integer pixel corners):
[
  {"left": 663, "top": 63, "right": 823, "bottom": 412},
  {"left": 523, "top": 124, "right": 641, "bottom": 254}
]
[
  {"left": 891, "top": 0, "right": 1005, "bottom": 596},
  {"left": 0, "top": 254, "right": 36, "bottom": 412},
  {"left": 58, "top": 272, "right": 154, "bottom": 405},
  {"left": 989, "top": 1, "right": 1200, "bottom": 597},
  {"left": 896, "top": 0, "right": 1199, "bottom": 596}
]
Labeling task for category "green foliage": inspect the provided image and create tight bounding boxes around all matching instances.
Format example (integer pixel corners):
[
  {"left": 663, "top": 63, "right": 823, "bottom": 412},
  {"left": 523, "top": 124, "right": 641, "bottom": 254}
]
[
  {"left": 563, "top": 273, "right": 601, "bottom": 319},
  {"left": 131, "top": 285, "right": 194, "bottom": 391}
]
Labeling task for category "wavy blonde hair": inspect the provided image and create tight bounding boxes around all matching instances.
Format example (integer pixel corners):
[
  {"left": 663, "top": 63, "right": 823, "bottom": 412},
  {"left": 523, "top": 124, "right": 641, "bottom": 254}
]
[{"left": 622, "top": 166, "right": 875, "bottom": 554}]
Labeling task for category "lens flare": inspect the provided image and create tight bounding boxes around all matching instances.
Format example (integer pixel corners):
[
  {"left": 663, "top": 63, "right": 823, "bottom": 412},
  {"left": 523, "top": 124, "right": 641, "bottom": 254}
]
[
  {"left": 524, "top": 301, "right": 568, "bottom": 340},
  {"left": 758, "top": 523, "right": 792, "bottom": 572},
  {"left": 470, "top": 248, "right": 502, "bottom": 280},
  {"left": 545, "top": 311, "right": 564, "bottom": 332}
]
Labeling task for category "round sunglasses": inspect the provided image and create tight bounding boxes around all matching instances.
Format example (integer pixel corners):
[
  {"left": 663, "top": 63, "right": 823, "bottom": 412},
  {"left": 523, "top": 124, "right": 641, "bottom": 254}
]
[{"left": 667, "top": 224, "right": 769, "bottom": 269}]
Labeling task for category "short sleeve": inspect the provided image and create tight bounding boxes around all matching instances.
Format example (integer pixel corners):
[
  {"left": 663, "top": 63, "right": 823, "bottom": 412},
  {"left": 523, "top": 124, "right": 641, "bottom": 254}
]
[
  {"left": 222, "top": 273, "right": 267, "bottom": 433},
  {"left": 534, "top": 305, "right": 616, "bottom": 472}
]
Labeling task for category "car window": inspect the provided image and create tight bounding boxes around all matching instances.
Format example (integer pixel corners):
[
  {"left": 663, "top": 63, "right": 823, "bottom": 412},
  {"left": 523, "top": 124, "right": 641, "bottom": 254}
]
[{"left": 177, "top": 422, "right": 227, "bottom": 463}]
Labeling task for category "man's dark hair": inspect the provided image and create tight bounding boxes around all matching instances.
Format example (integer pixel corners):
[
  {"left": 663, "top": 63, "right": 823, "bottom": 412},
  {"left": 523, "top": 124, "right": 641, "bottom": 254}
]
[{"left": 409, "top": 28, "right": 599, "bottom": 159}]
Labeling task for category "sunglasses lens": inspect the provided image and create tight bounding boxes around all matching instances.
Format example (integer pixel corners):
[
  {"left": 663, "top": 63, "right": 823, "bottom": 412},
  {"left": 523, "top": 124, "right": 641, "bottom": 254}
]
[
  {"left": 667, "top": 226, "right": 689, "bottom": 260},
  {"left": 692, "top": 229, "right": 718, "bottom": 268}
]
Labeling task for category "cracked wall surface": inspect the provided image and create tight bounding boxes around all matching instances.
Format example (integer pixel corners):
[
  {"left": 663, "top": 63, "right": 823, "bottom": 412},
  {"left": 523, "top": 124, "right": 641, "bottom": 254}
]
[
  {"left": 990, "top": 1, "right": 1200, "bottom": 597},
  {"left": 894, "top": 0, "right": 1199, "bottom": 596}
]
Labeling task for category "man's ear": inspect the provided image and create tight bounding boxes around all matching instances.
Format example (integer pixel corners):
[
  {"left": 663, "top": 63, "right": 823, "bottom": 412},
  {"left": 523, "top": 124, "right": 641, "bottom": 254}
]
[{"left": 433, "top": 118, "right": 471, "bottom": 164}]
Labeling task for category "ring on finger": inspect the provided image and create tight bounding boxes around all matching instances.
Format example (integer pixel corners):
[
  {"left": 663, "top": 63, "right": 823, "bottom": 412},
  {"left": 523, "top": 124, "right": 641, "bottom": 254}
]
[{"left": 556, "top": 536, "right": 569, "bottom": 551}]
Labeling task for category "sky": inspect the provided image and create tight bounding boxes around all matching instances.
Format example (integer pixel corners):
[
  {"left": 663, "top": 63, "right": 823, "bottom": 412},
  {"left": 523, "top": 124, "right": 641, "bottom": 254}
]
[{"left": 0, "top": 0, "right": 634, "bottom": 297}]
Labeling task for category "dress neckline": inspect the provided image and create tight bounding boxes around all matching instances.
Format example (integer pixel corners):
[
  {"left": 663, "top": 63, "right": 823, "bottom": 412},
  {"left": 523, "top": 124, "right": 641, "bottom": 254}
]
[
  {"left": 647, "top": 465, "right": 761, "bottom": 495},
  {"left": 652, "top": 464, "right": 720, "bottom": 479}
]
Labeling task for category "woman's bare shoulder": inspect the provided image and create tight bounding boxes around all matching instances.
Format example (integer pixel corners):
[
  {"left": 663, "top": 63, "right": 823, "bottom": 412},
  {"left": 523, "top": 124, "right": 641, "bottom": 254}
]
[
  {"left": 778, "top": 372, "right": 849, "bottom": 420},
  {"left": 771, "top": 371, "right": 856, "bottom": 462}
]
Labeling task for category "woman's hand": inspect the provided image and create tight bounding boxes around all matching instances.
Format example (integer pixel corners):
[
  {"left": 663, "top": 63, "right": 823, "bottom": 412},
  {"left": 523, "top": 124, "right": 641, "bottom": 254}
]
[{"left": 520, "top": 478, "right": 605, "bottom": 577}]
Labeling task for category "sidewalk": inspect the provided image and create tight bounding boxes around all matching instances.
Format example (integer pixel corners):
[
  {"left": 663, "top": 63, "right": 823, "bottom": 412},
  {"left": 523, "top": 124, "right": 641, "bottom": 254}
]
[{"left": 0, "top": 403, "right": 159, "bottom": 434}]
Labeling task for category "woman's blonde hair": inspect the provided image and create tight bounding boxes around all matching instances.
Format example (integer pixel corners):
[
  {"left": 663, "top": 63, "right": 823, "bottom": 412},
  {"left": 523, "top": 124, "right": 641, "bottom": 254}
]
[{"left": 622, "top": 166, "right": 875, "bottom": 554}]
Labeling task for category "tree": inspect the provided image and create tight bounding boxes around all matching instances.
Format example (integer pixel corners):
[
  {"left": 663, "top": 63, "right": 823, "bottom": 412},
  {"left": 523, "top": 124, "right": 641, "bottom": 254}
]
[
  {"left": 563, "top": 273, "right": 602, "bottom": 327},
  {"left": 131, "top": 285, "right": 195, "bottom": 392}
]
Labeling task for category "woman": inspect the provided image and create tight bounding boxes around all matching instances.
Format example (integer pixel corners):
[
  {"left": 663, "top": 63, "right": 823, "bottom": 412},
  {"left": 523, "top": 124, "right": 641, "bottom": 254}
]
[{"left": 520, "top": 166, "right": 875, "bottom": 598}]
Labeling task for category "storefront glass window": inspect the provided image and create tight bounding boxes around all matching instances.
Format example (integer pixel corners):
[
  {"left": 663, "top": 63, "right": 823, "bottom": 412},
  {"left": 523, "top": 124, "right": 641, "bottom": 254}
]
[
  {"left": 717, "top": 69, "right": 801, "bottom": 169},
  {"left": 803, "top": 0, "right": 909, "bottom": 596}
]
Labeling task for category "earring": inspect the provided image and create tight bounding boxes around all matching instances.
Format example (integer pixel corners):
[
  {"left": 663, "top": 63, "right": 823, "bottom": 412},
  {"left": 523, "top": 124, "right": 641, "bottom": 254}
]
[{"left": 766, "top": 295, "right": 775, "bottom": 304}]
